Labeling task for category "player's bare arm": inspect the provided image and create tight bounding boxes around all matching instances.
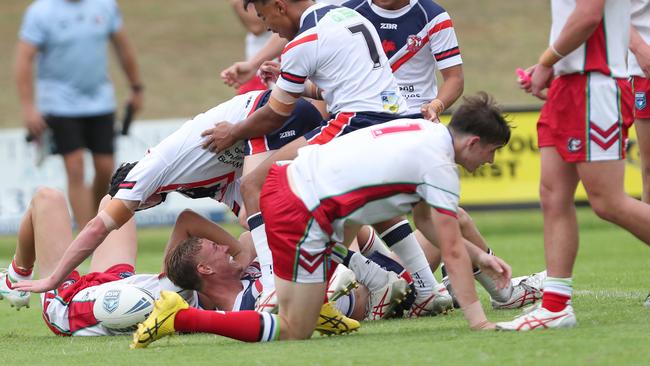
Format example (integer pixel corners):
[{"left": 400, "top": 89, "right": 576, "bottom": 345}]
[
  {"left": 528, "top": 0, "right": 605, "bottom": 99},
  {"left": 165, "top": 209, "right": 255, "bottom": 270},
  {"left": 201, "top": 87, "right": 301, "bottom": 153},
  {"left": 412, "top": 201, "right": 493, "bottom": 329},
  {"left": 220, "top": 34, "right": 288, "bottom": 88},
  {"left": 13, "top": 199, "right": 138, "bottom": 293},
  {"left": 421, "top": 65, "right": 464, "bottom": 121}
]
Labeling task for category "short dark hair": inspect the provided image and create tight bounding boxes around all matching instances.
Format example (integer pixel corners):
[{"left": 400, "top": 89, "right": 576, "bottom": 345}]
[
  {"left": 448, "top": 92, "right": 511, "bottom": 146},
  {"left": 164, "top": 236, "right": 204, "bottom": 291}
]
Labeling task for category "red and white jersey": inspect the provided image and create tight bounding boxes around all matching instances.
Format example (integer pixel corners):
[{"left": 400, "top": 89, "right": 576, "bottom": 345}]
[
  {"left": 113, "top": 91, "right": 269, "bottom": 212},
  {"left": 550, "top": 0, "right": 630, "bottom": 78},
  {"left": 44, "top": 275, "right": 198, "bottom": 336},
  {"left": 289, "top": 119, "right": 459, "bottom": 243},
  {"left": 277, "top": 3, "right": 407, "bottom": 115},
  {"left": 345, "top": 0, "right": 462, "bottom": 114},
  {"left": 629, "top": 0, "right": 650, "bottom": 77}
]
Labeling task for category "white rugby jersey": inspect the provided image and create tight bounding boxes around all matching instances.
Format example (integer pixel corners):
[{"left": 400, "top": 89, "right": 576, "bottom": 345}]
[
  {"left": 113, "top": 91, "right": 269, "bottom": 212},
  {"left": 276, "top": 3, "right": 407, "bottom": 115},
  {"left": 550, "top": 0, "right": 630, "bottom": 78},
  {"left": 289, "top": 119, "right": 459, "bottom": 244},
  {"left": 45, "top": 274, "right": 198, "bottom": 336},
  {"left": 345, "top": 0, "right": 462, "bottom": 114},
  {"left": 628, "top": 0, "right": 650, "bottom": 77}
]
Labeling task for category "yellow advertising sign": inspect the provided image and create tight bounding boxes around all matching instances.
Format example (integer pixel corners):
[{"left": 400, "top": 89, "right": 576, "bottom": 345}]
[{"left": 442, "top": 110, "right": 643, "bottom": 207}]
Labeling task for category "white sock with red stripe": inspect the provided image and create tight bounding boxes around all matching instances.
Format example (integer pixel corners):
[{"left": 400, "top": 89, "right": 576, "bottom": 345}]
[
  {"left": 358, "top": 227, "right": 392, "bottom": 257},
  {"left": 7, "top": 258, "right": 33, "bottom": 288},
  {"left": 247, "top": 214, "right": 274, "bottom": 293},
  {"left": 380, "top": 220, "right": 438, "bottom": 299}
]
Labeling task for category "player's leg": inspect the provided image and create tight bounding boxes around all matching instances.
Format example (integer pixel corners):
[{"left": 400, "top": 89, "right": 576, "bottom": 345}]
[
  {"left": 635, "top": 118, "right": 650, "bottom": 203},
  {"left": 88, "top": 195, "right": 137, "bottom": 273},
  {"left": 496, "top": 147, "right": 579, "bottom": 331},
  {"left": 275, "top": 277, "right": 327, "bottom": 339},
  {"left": 2, "top": 188, "right": 73, "bottom": 308},
  {"left": 86, "top": 112, "right": 116, "bottom": 213},
  {"left": 578, "top": 160, "right": 650, "bottom": 244},
  {"left": 373, "top": 217, "right": 450, "bottom": 316}
]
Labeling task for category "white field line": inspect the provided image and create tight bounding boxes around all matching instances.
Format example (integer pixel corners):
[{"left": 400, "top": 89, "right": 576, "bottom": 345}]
[{"left": 573, "top": 289, "right": 647, "bottom": 300}]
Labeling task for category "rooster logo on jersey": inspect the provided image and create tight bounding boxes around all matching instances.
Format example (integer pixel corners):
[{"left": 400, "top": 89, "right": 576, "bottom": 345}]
[{"left": 406, "top": 35, "right": 423, "bottom": 53}]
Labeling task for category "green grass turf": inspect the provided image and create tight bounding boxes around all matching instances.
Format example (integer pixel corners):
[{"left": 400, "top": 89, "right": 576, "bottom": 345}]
[{"left": 0, "top": 209, "right": 648, "bottom": 366}]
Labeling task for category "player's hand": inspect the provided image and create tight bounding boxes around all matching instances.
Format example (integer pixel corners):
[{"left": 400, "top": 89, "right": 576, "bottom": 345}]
[
  {"left": 476, "top": 252, "right": 511, "bottom": 290},
  {"left": 258, "top": 60, "right": 280, "bottom": 87},
  {"left": 201, "top": 121, "right": 236, "bottom": 153},
  {"left": 220, "top": 61, "right": 256, "bottom": 89},
  {"left": 516, "top": 66, "right": 534, "bottom": 93},
  {"left": 13, "top": 276, "right": 59, "bottom": 293},
  {"left": 23, "top": 106, "right": 47, "bottom": 139},
  {"left": 420, "top": 103, "right": 441, "bottom": 122},
  {"left": 530, "top": 63, "right": 553, "bottom": 100}
]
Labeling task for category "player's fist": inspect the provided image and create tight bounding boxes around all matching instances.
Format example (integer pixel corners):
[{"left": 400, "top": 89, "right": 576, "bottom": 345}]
[{"left": 221, "top": 61, "right": 256, "bottom": 89}]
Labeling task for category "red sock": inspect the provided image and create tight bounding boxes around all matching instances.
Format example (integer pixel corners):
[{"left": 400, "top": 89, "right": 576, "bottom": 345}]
[
  {"left": 174, "top": 308, "right": 264, "bottom": 342},
  {"left": 541, "top": 291, "right": 570, "bottom": 312},
  {"left": 11, "top": 260, "right": 33, "bottom": 277}
]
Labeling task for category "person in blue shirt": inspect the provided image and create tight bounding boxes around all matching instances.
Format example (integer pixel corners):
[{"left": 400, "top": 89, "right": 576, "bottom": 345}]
[{"left": 14, "top": 0, "right": 144, "bottom": 229}]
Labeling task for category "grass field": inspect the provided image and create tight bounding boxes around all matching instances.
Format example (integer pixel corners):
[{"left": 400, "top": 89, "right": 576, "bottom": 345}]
[
  {"left": 1, "top": 208, "right": 648, "bottom": 366},
  {"left": 0, "top": 0, "right": 549, "bottom": 127}
]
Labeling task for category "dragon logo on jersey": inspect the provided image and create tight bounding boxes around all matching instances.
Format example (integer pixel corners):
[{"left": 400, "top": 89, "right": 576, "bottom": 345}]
[
  {"left": 102, "top": 289, "right": 121, "bottom": 314},
  {"left": 406, "top": 35, "right": 423, "bottom": 53},
  {"left": 636, "top": 91, "right": 647, "bottom": 110}
]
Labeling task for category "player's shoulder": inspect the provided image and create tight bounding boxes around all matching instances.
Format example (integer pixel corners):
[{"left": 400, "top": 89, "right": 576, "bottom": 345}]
[
  {"left": 24, "top": 0, "right": 52, "bottom": 18},
  {"left": 342, "top": 0, "right": 366, "bottom": 11},
  {"left": 414, "top": 0, "right": 448, "bottom": 21}
]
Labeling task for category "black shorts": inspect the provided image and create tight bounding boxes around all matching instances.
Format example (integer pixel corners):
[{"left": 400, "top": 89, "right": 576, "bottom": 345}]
[{"left": 45, "top": 113, "right": 115, "bottom": 155}]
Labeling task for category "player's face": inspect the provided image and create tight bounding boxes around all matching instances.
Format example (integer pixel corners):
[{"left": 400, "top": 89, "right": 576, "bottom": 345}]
[
  {"left": 253, "top": 0, "right": 297, "bottom": 39},
  {"left": 372, "top": 0, "right": 410, "bottom": 11},
  {"left": 199, "top": 239, "right": 243, "bottom": 275},
  {"left": 464, "top": 142, "right": 502, "bottom": 172}
]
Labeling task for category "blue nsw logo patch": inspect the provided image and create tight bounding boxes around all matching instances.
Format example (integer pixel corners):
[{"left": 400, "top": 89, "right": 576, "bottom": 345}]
[
  {"left": 102, "top": 289, "right": 121, "bottom": 313},
  {"left": 636, "top": 91, "right": 647, "bottom": 110}
]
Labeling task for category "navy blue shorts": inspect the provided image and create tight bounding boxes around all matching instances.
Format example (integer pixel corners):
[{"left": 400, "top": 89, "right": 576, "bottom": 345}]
[
  {"left": 305, "top": 111, "right": 415, "bottom": 145},
  {"left": 244, "top": 92, "right": 323, "bottom": 155}
]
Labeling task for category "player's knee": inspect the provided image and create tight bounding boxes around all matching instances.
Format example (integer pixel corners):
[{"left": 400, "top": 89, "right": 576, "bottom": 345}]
[
  {"left": 588, "top": 195, "right": 619, "bottom": 222},
  {"left": 175, "top": 209, "right": 198, "bottom": 224},
  {"left": 33, "top": 187, "right": 66, "bottom": 208},
  {"left": 457, "top": 207, "right": 473, "bottom": 229}
]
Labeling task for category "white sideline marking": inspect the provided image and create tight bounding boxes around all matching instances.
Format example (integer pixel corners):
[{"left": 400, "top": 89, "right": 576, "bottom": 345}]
[{"left": 574, "top": 290, "right": 646, "bottom": 300}]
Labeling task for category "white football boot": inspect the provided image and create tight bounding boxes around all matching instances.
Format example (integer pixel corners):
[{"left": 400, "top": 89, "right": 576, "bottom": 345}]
[
  {"left": 0, "top": 269, "right": 30, "bottom": 310},
  {"left": 492, "top": 270, "right": 545, "bottom": 310},
  {"left": 644, "top": 293, "right": 650, "bottom": 308},
  {"left": 496, "top": 305, "right": 576, "bottom": 331},
  {"left": 406, "top": 283, "right": 453, "bottom": 318},
  {"left": 327, "top": 266, "right": 358, "bottom": 302},
  {"left": 365, "top": 272, "right": 410, "bottom": 321}
]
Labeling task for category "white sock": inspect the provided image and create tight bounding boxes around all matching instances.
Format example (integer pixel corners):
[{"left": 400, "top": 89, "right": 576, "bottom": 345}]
[
  {"left": 358, "top": 227, "right": 392, "bottom": 257},
  {"left": 334, "top": 293, "right": 356, "bottom": 317},
  {"left": 249, "top": 218, "right": 274, "bottom": 293},
  {"left": 347, "top": 252, "right": 388, "bottom": 293},
  {"left": 380, "top": 221, "right": 438, "bottom": 299}
]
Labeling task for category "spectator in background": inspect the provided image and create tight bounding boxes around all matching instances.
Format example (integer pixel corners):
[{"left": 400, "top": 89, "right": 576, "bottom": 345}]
[
  {"left": 14, "top": 0, "right": 143, "bottom": 229},
  {"left": 229, "top": 0, "right": 273, "bottom": 94}
]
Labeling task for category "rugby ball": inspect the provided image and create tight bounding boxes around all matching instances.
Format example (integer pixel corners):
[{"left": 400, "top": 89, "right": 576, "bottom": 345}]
[{"left": 93, "top": 283, "right": 155, "bottom": 332}]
